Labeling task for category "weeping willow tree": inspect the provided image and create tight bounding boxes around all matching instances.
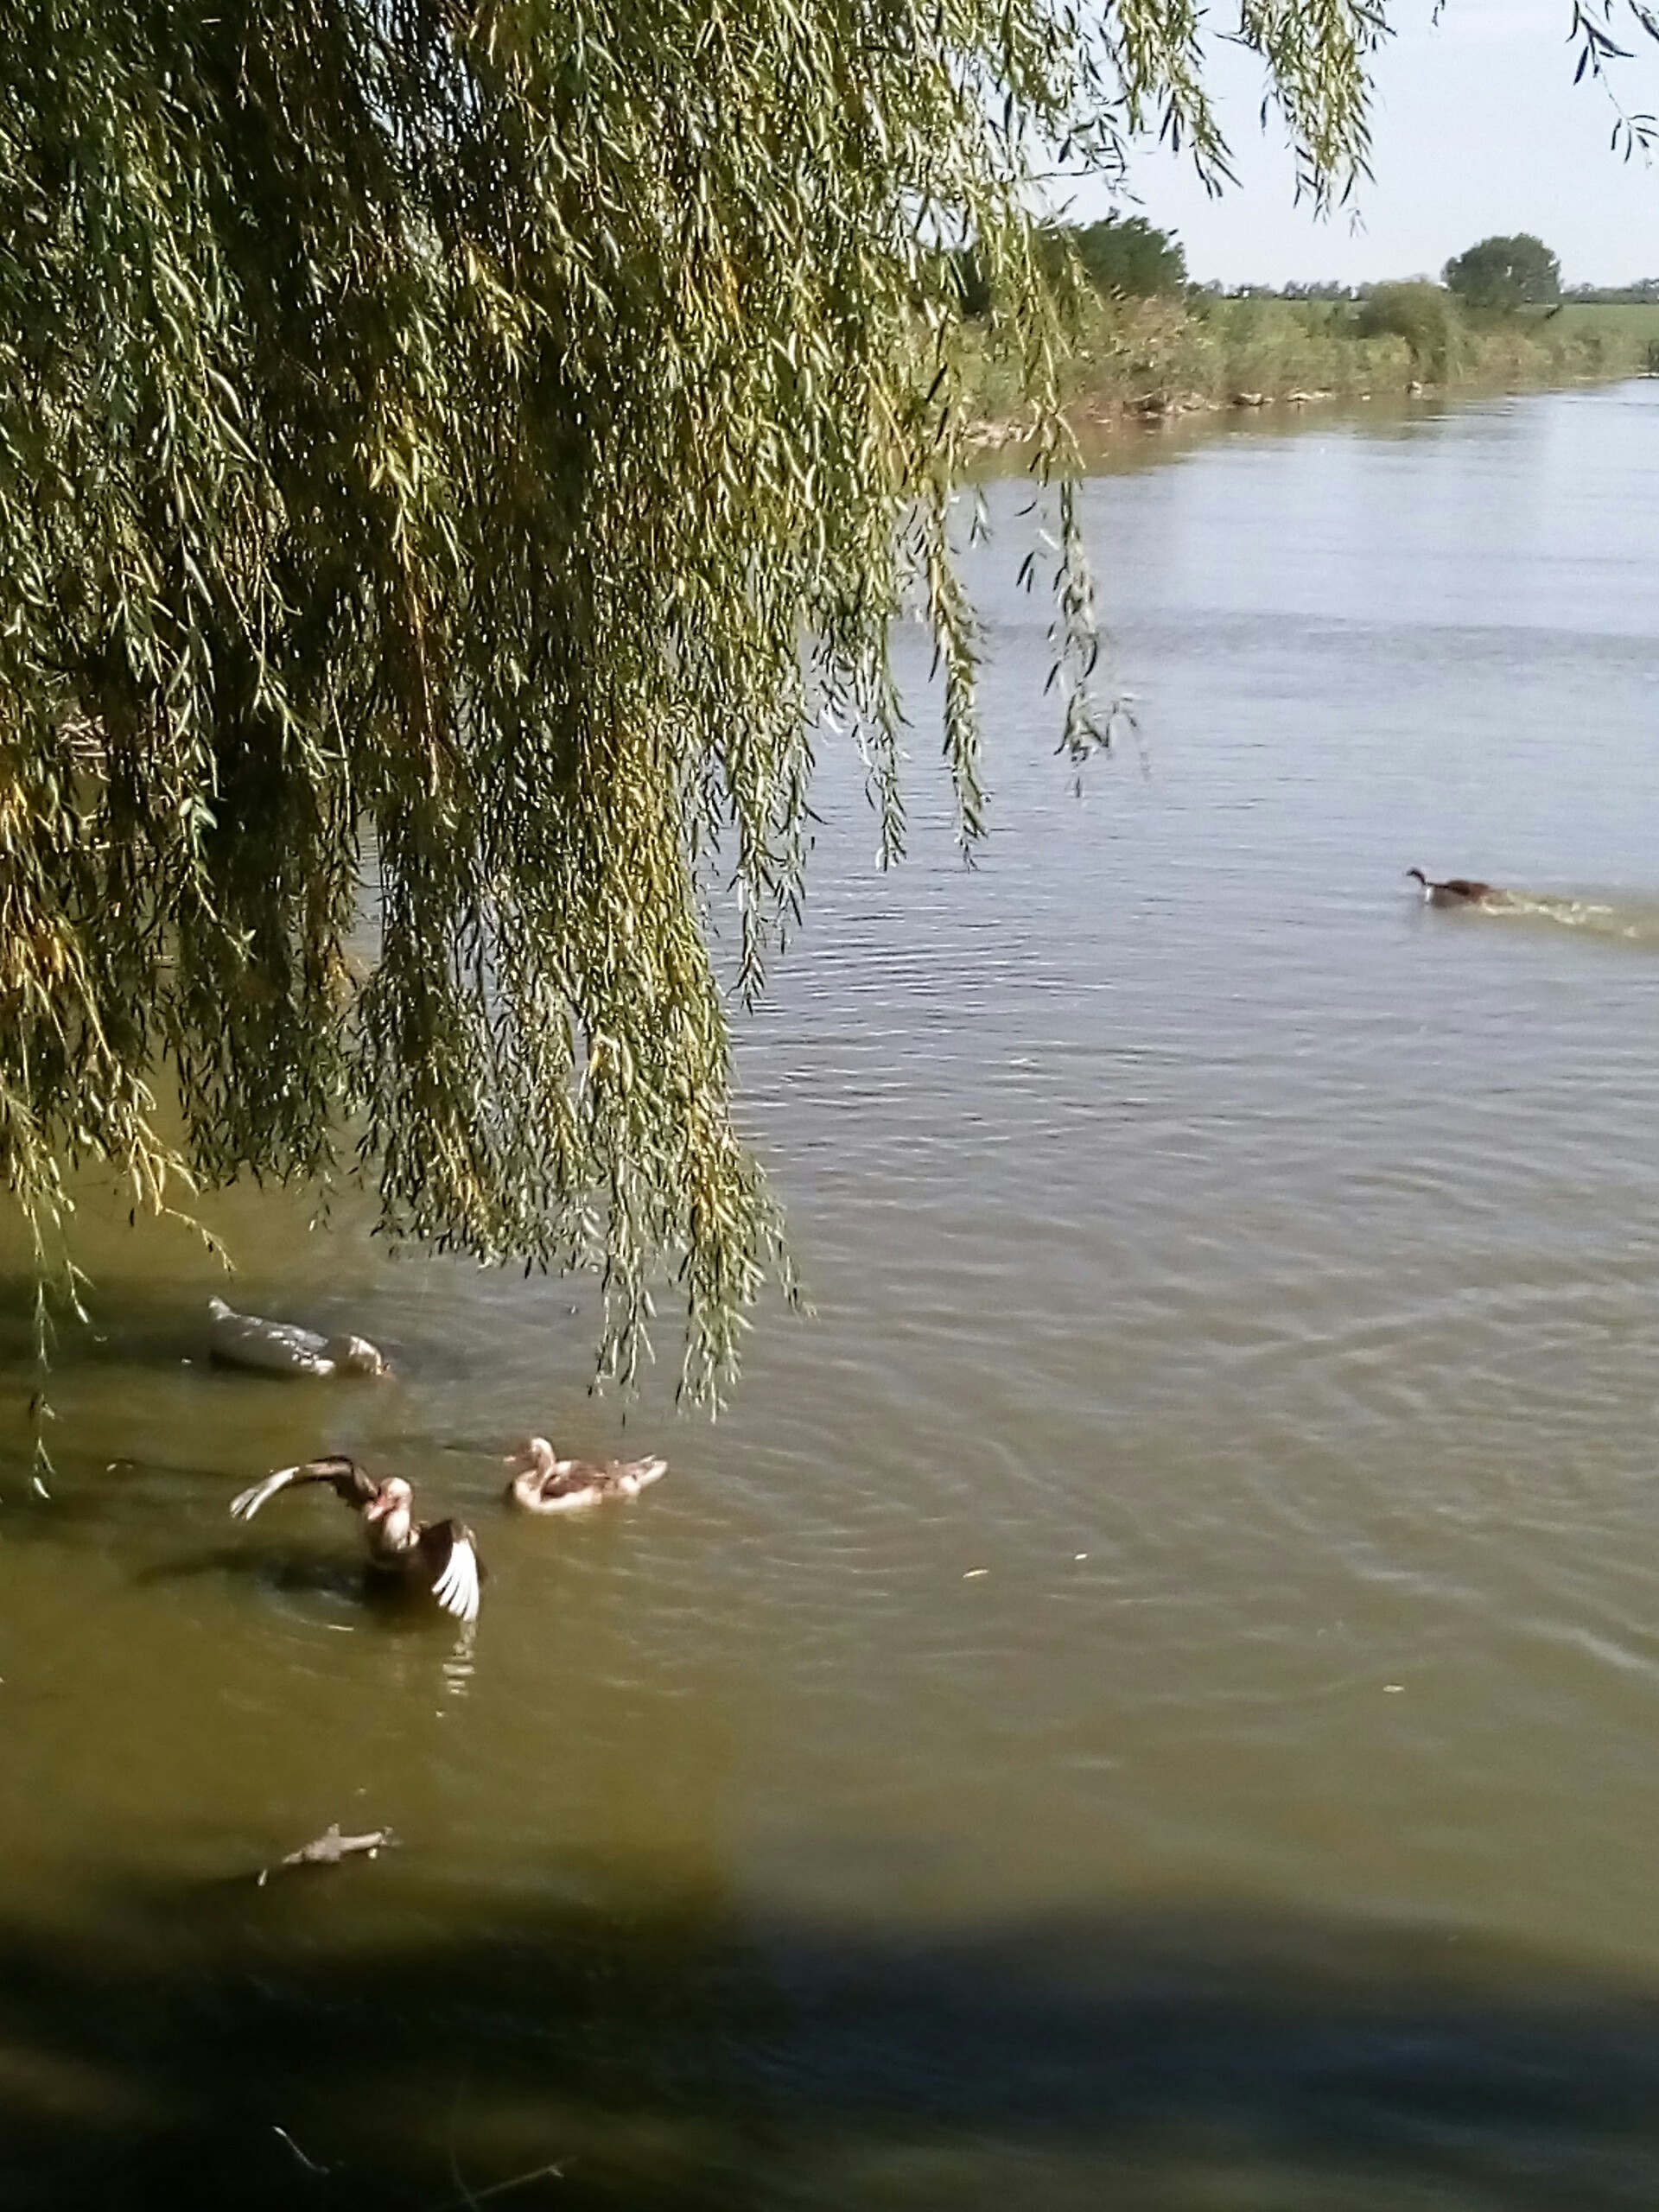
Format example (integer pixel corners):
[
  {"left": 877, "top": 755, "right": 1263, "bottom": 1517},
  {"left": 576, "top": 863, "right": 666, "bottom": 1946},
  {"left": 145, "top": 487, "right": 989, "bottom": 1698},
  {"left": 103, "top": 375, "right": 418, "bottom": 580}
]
[{"left": 1, "top": 3, "right": 1652, "bottom": 1412}]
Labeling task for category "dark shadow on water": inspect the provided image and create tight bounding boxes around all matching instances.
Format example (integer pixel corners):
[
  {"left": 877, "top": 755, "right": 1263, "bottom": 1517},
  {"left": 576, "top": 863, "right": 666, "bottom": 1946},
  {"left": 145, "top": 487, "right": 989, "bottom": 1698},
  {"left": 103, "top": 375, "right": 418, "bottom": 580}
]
[
  {"left": 4, "top": 1878, "right": 1659, "bottom": 2211},
  {"left": 135, "top": 1551, "right": 479, "bottom": 1651},
  {"left": 132, "top": 1543, "right": 378, "bottom": 1605}
]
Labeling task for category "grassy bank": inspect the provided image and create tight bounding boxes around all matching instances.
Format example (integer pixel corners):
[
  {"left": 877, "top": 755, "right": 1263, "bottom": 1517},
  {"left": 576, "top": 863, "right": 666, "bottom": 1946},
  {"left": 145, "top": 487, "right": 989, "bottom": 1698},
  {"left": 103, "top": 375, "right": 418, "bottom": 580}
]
[
  {"left": 965, "top": 289, "right": 1657, "bottom": 445},
  {"left": 1550, "top": 301, "right": 1659, "bottom": 346}
]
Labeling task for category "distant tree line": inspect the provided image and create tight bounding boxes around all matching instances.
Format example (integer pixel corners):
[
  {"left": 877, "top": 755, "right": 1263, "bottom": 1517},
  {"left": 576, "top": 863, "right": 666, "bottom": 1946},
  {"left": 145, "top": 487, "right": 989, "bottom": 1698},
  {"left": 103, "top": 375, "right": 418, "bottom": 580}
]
[
  {"left": 1560, "top": 278, "right": 1659, "bottom": 302},
  {"left": 953, "top": 224, "right": 1654, "bottom": 323}
]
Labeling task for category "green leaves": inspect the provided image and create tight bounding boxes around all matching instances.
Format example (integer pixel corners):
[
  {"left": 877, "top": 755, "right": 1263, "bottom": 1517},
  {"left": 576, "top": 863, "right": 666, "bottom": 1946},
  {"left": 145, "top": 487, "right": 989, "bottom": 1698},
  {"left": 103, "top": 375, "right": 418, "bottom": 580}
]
[{"left": 0, "top": 0, "right": 1388, "bottom": 1401}]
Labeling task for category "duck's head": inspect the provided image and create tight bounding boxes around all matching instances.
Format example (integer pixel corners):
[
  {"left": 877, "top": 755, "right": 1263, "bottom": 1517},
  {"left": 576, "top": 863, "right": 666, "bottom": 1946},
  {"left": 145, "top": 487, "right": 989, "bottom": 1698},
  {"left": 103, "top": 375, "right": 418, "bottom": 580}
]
[
  {"left": 328, "top": 1333, "right": 391, "bottom": 1377},
  {"left": 505, "top": 1436, "right": 555, "bottom": 1478}
]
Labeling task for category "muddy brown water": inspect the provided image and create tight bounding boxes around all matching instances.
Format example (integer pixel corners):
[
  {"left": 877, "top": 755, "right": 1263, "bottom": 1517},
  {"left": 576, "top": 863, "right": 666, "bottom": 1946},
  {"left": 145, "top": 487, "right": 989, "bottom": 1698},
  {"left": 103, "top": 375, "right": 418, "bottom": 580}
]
[{"left": 4, "top": 381, "right": 1659, "bottom": 2209}]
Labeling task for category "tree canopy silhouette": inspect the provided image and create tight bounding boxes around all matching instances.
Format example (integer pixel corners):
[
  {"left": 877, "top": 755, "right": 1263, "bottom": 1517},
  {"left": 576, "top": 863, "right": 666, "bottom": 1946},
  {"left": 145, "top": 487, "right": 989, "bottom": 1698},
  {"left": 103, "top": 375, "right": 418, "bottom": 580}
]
[
  {"left": 1, "top": 3, "right": 1655, "bottom": 1402},
  {"left": 1444, "top": 234, "right": 1563, "bottom": 312},
  {"left": 1054, "top": 214, "right": 1189, "bottom": 299}
]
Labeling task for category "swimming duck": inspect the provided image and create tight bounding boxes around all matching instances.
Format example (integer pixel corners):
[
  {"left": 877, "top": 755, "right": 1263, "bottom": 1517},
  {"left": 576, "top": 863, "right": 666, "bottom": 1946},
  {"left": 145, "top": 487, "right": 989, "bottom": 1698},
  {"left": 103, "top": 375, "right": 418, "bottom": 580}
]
[
  {"left": 504, "top": 1434, "right": 668, "bottom": 1515},
  {"left": 207, "top": 1295, "right": 390, "bottom": 1378},
  {"left": 1405, "top": 868, "right": 1496, "bottom": 907},
  {"left": 230, "top": 1457, "right": 481, "bottom": 1622}
]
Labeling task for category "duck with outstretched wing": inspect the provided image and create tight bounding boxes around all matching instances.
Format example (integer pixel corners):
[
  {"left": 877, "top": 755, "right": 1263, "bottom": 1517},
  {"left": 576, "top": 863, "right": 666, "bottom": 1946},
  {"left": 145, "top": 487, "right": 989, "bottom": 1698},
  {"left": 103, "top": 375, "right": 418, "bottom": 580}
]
[{"left": 231, "top": 1456, "right": 482, "bottom": 1623}]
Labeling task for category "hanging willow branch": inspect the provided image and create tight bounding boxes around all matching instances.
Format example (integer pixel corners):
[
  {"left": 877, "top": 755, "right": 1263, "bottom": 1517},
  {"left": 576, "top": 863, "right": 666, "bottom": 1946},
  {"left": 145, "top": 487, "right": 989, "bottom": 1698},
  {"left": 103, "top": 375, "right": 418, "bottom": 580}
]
[{"left": 1, "top": 2, "right": 1609, "bottom": 1402}]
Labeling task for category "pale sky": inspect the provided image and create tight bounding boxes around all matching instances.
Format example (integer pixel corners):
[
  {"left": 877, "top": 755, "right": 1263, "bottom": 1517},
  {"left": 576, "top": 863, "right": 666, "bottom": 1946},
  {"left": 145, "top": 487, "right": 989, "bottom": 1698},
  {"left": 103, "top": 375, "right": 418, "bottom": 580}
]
[{"left": 1065, "top": 0, "right": 1659, "bottom": 289}]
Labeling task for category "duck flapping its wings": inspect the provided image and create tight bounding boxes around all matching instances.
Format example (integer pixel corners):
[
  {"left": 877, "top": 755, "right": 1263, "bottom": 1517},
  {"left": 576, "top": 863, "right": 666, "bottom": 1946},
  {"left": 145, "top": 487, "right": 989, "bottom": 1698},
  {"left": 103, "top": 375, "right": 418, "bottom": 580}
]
[
  {"left": 420, "top": 1522, "right": 483, "bottom": 1624},
  {"left": 229, "top": 1455, "right": 381, "bottom": 1521}
]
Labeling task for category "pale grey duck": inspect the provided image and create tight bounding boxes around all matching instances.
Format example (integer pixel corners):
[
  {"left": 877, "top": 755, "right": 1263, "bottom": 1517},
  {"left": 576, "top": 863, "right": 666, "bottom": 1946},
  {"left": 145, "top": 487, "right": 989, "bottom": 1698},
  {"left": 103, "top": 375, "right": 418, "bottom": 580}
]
[{"left": 207, "top": 1296, "right": 390, "bottom": 1378}]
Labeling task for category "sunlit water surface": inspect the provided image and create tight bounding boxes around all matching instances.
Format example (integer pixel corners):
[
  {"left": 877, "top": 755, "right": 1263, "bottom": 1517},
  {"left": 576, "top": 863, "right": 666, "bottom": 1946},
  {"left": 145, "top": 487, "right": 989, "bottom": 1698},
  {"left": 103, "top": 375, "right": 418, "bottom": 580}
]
[{"left": 5, "top": 382, "right": 1659, "bottom": 2209}]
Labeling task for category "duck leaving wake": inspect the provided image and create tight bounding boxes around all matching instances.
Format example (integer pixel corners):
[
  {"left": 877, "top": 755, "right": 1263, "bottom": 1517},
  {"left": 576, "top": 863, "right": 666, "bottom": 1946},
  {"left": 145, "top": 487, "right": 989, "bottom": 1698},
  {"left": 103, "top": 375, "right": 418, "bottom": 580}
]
[{"left": 1406, "top": 873, "right": 1659, "bottom": 945}]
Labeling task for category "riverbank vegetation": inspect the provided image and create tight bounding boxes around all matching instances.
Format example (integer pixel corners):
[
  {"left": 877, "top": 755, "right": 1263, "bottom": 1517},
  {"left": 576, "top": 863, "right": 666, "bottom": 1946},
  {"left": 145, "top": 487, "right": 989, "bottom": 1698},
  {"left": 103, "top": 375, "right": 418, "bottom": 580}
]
[{"left": 965, "top": 227, "right": 1659, "bottom": 439}]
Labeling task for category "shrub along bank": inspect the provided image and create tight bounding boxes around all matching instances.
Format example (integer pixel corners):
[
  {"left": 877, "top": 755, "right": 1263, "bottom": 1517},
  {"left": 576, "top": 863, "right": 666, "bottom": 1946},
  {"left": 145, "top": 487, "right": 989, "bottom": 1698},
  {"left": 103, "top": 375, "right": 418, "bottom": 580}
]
[{"left": 964, "top": 284, "right": 1656, "bottom": 441}]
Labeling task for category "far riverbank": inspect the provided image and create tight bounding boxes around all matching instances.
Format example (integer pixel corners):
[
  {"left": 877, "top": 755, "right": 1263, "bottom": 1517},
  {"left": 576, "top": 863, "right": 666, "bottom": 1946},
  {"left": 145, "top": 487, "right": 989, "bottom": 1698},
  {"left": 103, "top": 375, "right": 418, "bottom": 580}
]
[{"left": 965, "top": 293, "right": 1659, "bottom": 453}]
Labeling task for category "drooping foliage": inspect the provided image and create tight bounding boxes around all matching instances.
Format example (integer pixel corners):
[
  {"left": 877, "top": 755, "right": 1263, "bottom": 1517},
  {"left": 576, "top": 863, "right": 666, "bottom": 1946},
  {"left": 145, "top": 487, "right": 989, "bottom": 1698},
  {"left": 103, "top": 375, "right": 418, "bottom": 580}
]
[{"left": 0, "top": 3, "right": 1651, "bottom": 1409}]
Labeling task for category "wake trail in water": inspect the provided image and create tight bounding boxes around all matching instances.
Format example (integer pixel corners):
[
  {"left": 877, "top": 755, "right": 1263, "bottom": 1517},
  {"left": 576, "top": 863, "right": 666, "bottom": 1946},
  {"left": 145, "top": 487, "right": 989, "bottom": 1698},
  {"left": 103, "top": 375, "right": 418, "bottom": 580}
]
[{"left": 1473, "top": 891, "right": 1659, "bottom": 947}]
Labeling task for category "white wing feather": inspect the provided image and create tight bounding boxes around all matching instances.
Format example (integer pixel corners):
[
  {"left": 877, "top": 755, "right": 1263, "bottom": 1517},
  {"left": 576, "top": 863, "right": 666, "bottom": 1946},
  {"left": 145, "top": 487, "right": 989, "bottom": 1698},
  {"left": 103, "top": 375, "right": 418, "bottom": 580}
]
[
  {"left": 229, "top": 1466, "right": 302, "bottom": 1520},
  {"left": 431, "top": 1535, "right": 481, "bottom": 1624}
]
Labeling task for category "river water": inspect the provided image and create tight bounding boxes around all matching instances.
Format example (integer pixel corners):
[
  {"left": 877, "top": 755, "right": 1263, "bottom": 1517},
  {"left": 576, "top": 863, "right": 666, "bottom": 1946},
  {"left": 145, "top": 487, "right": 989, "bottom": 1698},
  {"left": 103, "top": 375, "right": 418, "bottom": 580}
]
[{"left": 4, "top": 381, "right": 1659, "bottom": 2209}]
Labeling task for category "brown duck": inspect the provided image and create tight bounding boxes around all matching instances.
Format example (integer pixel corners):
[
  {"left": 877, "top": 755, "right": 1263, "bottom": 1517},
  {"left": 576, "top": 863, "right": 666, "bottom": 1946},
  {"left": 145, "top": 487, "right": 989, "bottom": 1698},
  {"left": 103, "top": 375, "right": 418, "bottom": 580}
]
[
  {"left": 1406, "top": 868, "right": 1497, "bottom": 907},
  {"left": 230, "top": 1457, "right": 482, "bottom": 1622},
  {"left": 505, "top": 1434, "right": 668, "bottom": 1515}
]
